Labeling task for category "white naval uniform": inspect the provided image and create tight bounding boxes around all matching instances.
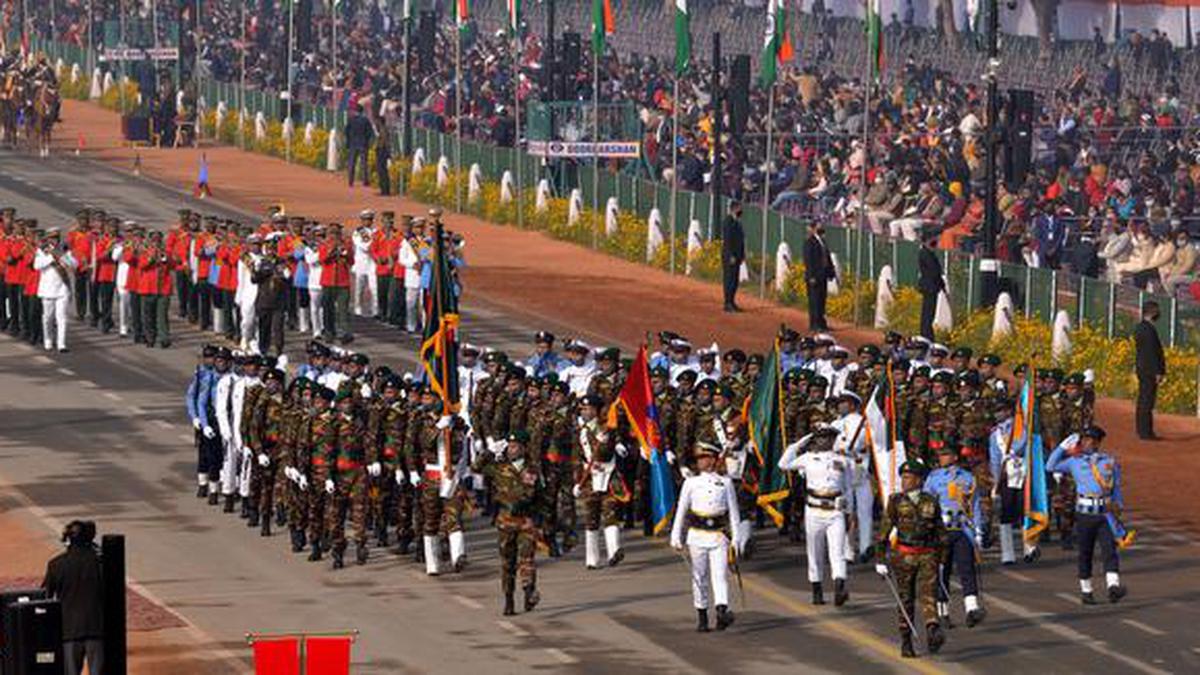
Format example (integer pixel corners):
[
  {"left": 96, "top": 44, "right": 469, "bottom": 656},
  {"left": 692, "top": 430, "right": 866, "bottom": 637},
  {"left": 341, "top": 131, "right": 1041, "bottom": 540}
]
[
  {"left": 779, "top": 438, "right": 852, "bottom": 583},
  {"left": 113, "top": 244, "right": 132, "bottom": 336},
  {"left": 560, "top": 360, "right": 596, "bottom": 399},
  {"left": 213, "top": 371, "right": 238, "bottom": 495},
  {"left": 831, "top": 412, "right": 873, "bottom": 560},
  {"left": 236, "top": 253, "right": 261, "bottom": 353},
  {"left": 351, "top": 229, "right": 376, "bottom": 316},
  {"left": 34, "top": 249, "right": 76, "bottom": 351},
  {"left": 303, "top": 247, "right": 324, "bottom": 337},
  {"left": 670, "top": 471, "right": 743, "bottom": 610}
]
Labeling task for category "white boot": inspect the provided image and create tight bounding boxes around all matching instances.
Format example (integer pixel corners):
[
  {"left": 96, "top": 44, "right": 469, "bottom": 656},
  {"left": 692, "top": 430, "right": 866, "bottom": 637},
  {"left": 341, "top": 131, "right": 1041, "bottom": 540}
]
[
  {"left": 604, "top": 525, "right": 624, "bottom": 567},
  {"left": 736, "top": 520, "right": 753, "bottom": 557},
  {"left": 449, "top": 530, "right": 467, "bottom": 572},
  {"left": 584, "top": 529, "right": 601, "bottom": 569},
  {"left": 999, "top": 523, "right": 1015, "bottom": 564},
  {"left": 298, "top": 310, "right": 310, "bottom": 334},
  {"left": 197, "top": 473, "right": 208, "bottom": 487},
  {"left": 424, "top": 535, "right": 441, "bottom": 576}
]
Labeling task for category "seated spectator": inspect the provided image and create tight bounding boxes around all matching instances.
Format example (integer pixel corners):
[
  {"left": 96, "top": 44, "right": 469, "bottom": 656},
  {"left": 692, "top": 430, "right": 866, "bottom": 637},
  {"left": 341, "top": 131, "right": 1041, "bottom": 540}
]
[{"left": 1160, "top": 231, "right": 1197, "bottom": 293}]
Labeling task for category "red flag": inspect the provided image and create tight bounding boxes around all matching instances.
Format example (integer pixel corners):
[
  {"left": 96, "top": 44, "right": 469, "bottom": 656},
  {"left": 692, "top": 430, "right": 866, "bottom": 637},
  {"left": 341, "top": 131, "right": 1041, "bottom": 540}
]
[
  {"left": 305, "top": 636, "right": 352, "bottom": 675},
  {"left": 252, "top": 638, "right": 299, "bottom": 675},
  {"left": 607, "top": 345, "right": 675, "bottom": 533}
]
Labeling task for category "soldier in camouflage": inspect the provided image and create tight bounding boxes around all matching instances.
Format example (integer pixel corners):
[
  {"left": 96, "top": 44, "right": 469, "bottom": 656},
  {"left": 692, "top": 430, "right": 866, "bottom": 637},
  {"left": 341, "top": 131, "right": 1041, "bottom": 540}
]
[
  {"left": 327, "top": 388, "right": 368, "bottom": 569},
  {"left": 248, "top": 368, "right": 286, "bottom": 538},
  {"left": 306, "top": 387, "right": 338, "bottom": 562}
]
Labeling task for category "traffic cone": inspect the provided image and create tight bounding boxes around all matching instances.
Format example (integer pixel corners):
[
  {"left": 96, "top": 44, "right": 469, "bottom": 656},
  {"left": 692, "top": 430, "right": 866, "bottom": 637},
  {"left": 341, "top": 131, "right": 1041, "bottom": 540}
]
[
  {"left": 193, "top": 153, "right": 212, "bottom": 199},
  {"left": 75, "top": 132, "right": 84, "bottom": 156}
]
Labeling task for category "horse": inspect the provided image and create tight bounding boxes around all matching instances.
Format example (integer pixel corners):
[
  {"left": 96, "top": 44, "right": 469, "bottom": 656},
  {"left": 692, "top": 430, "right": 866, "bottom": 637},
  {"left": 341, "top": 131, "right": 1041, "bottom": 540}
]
[
  {"left": 0, "top": 72, "right": 22, "bottom": 147},
  {"left": 26, "top": 81, "right": 58, "bottom": 158}
]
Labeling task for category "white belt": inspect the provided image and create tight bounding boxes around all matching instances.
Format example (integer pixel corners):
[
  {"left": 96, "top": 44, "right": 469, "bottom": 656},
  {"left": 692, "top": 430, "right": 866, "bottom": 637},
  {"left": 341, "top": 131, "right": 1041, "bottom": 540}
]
[{"left": 1076, "top": 496, "right": 1107, "bottom": 514}]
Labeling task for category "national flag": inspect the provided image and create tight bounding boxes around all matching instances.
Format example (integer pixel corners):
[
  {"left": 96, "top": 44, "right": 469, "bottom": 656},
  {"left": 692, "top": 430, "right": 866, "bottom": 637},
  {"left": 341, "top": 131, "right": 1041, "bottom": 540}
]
[
  {"left": 419, "top": 221, "right": 461, "bottom": 416},
  {"left": 759, "top": 0, "right": 794, "bottom": 88},
  {"left": 608, "top": 345, "right": 676, "bottom": 534},
  {"left": 506, "top": 0, "right": 521, "bottom": 36},
  {"left": 866, "top": 0, "right": 885, "bottom": 78},
  {"left": 674, "top": 0, "right": 691, "bottom": 76},
  {"left": 591, "top": 0, "right": 614, "bottom": 56},
  {"left": 865, "top": 363, "right": 906, "bottom": 507},
  {"left": 743, "top": 340, "right": 789, "bottom": 526},
  {"left": 455, "top": 0, "right": 471, "bottom": 30},
  {"left": 1016, "top": 371, "right": 1049, "bottom": 547}
]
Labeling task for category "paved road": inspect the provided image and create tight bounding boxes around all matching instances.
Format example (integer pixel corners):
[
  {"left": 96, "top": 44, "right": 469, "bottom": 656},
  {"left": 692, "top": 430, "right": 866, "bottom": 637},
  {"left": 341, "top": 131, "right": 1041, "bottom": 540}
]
[{"left": 1, "top": 148, "right": 1198, "bottom": 674}]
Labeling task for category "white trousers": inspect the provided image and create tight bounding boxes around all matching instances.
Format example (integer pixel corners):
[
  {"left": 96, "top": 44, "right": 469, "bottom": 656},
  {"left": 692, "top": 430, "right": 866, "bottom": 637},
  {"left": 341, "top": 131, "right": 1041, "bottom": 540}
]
[
  {"left": 353, "top": 272, "right": 377, "bottom": 316},
  {"left": 219, "top": 437, "right": 241, "bottom": 495},
  {"left": 889, "top": 218, "right": 923, "bottom": 241},
  {"left": 116, "top": 289, "right": 131, "bottom": 335},
  {"left": 404, "top": 288, "right": 421, "bottom": 332},
  {"left": 308, "top": 288, "right": 324, "bottom": 337},
  {"left": 239, "top": 301, "right": 258, "bottom": 353},
  {"left": 41, "top": 297, "right": 69, "bottom": 349},
  {"left": 805, "top": 507, "right": 848, "bottom": 583},
  {"left": 689, "top": 542, "right": 730, "bottom": 610},
  {"left": 847, "top": 480, "right": 874, "bottom": 559}
]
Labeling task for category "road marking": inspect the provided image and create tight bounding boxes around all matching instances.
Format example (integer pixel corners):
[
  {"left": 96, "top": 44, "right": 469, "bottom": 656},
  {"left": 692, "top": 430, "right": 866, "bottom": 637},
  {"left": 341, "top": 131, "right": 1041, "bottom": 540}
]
[
  {"left": 1055, "top": 593, "right": 1081, "bottom": 606},
  {"left": 57, "top": 367, "right": 76, "bottom": 376},
  {"left": 1001, "top": 570, "right": 1035, "bottom": 583},
  {"left": 33, "top": 355, "right": 53, "bottom": 365},
  {"left": 543, "top": 648, "right": 577, "bottom": 665},
  {"left": 178, "top": 433, "right": 195, "bottom": 443},
  {"left": 80, "top": 381, "right": 98, "bottom": 388},
  {"left": 129, "top": 406, "right": 146, "bottom": 415},
  {"left": 153, "top": 420, "right": 175, "bottom": 430},
  {"left": 452, "top": 594, "right": 483, "bottom": 610},
  {"left": 1159, "top": 532, "right": 1190, "bottom": 544},
  {"left": 495, "top": 620, "right": 529, "bottom": 638},
  {"left": 1121, "top": 619, "right": 1167, "bottom": 637},
  {"left": 103, "top": 391, "right": 123, "bottom": 401},
  {"left": 987, "top": 594, "right": 1170, "bottom": 675}
]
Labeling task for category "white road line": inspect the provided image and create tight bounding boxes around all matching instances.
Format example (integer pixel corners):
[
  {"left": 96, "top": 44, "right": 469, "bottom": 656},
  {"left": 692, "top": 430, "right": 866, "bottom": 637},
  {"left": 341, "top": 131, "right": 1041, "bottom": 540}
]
[
  {"left": 129, "top": 406, "right": 146, "bottom": 415},
  {"left": 452, "top": 594, "right": 483, "bottom": 610},
  {"left": 153, "top": 420, "right": 175, "bottom": 430},
  {"left": 1055, "top": 593, "right": 1081, "bottom": 606},
  {"left": 57, "top": 367, "right": 76, "bottom": 376},
  {"left": 1121, "top": 619, "right": 1167, "bottom": 637},
  {"left": 80, "top": 380, "right": 98, "bottom": 388},
  {"left": 543, "top": 648, "right": 578, "bottom": 665},
  {"left": 33, "top": 355, "right": 53, "bottom": 365},
  {"left": 178, "top": 433, "right": 195, "bottom": 443},
  {"left": 102, "top": 391, "right": 122, "bottom": 401},
  {"left": 1001, "top": 570, "right": 1035, "bottom": 583},
  {"left": 495, "top": 620, "right": 530, "bottom": 638},
  {"left": 989, "top": 594, "right": 1170, "bottom": 675}
]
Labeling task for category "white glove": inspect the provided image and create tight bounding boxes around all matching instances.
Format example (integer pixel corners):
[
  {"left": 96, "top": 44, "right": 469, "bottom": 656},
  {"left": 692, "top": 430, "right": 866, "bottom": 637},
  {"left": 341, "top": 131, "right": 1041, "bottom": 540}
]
[
  {"left": 409, "top": 471, "right": 421, "bottom": 487},
  {"left": 284, "top": 466, "right": 297, "bottom": 483},
  {"left": 202, "top": 426, "right": 216, "bottom": 439},
  {"left": 472, "top": 437, "right": 484, "bottom": 455},
  {"left": 257, "top": 453, "right": 269, "bottom": 468},
  {"left": 615, "top": 442, "right": 629, "bottom": 458},
  {"left": 491, "top": 440, "right": 507, "bottom": 459},
  {"left": 671, "top": 539, "right": 683, "bottom": 551},
  {"left": 360, "top": 383, "right": 372, "bottom": 399},
  {"left": 436, "top": 415, "right": 452, "bottom": 430},
  {"left": 665, "top": 451, "right": 677, "bottom": 465},
  {"left": 192, "top": 418, "right": 202, "bottom": 430},
  {"left": 572, "top": 484, "right": 582, "bottom": 499},
  {"left": 1063, "top": 432, "right": 1081, "bottom": 447},
  {"left": 395, "top": 470, "right": 406, "bottom": 486},
  {"left": 368, "top": 462, "right": 382, "bottom": 477},
  {"left": 875, "top": 564, "right": 889, "bottom": 578},
  {"left": 241, "top": 446, "right": 252, "bottom": 460},
  {"left": 1052, "top": 472, "right": 1063, "bottom": 484},
  {"left": 1083, "top": 368, "right": 1095, "bottom": 384},
  {"left": 298, "top": 475, "right": 309, "bottom": 491},
  {"left": 324, "top": 479, "right": 335, "bottom": 494}
]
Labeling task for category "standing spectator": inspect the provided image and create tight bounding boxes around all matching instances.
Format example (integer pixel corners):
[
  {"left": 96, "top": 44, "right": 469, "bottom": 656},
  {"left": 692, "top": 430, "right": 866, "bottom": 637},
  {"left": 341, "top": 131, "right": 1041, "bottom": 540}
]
[
  {"left": 43, "top": 520, "right": 105, "bottom": 675},
  {"left": 721, "top": 202, "right": 745, "bottom": 313},
  {"left": 375, "top": 124, "right": 393, "bottom": 196},
  {"left": 803, "top": 221, "right": 834, "bottom": 331},
  {"left": 344, "top": 104, "right": 374, "bottom": 187},
  {"left": 917, "top": 231, "right": 945, "bottom": 340},
  {"left": 1134, "top": 301, "right": 1166, "bottom": 440}
]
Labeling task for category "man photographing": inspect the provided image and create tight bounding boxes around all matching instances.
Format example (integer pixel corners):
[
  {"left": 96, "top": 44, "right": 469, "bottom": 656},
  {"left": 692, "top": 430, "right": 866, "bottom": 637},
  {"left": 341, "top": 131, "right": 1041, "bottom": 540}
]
[{"left": 42, "top": 520, "right": 105, "bottom": 675}]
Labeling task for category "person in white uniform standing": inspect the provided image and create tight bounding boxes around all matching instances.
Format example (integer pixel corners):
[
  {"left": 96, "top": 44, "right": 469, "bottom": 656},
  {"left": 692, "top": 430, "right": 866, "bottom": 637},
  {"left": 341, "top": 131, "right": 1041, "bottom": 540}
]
[
  {"left": 670, "top": 442, "right": 744, "bottom": 632},
  {"left": 779, "top": 425, "right": 853, "bottom": 606},
  {"left": 34, "top": 229, "right": 77, "bottom": 352},
  {"left": 831, "top": 392, "right": 873, "bottom": 564}
]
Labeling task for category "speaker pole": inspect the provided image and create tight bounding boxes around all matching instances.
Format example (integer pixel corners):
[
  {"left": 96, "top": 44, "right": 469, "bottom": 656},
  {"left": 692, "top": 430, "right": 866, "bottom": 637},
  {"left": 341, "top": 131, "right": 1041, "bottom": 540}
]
[
  {"left": 710, "top": 31, "right": 722, "bottom": 241},
  {"left": 101, "top": 534, "right": 127, "bottom": 675},
  {"left": 980, "top": 0, "right": 1000, "bottom": 307}
]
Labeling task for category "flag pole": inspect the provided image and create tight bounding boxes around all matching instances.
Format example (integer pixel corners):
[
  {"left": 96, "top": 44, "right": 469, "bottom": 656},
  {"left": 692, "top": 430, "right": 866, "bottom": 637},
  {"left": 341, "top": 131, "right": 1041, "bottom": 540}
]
[
  {"left": 514, "top": 24, "right": 524, "bottom": 229},
  {"left": 853, "top": 0, "right": 872, "bottom": 327},
  {"left": 238, "top": 0, "right": 246, "bottom": 149},
  {"left": 592, "top": 45, "right": 600, "bottom": 250},
  {"left": 285, "top": 0, "right": 294, "bottom": 163},
  {"left": 455, "top": 11, "right": 463, "bottom": 213},
  {"left": 332, "top": 0, "right": 338, "bottom": 103},
  {"left": 759, "top": 83, "right": 773, "bottom": 298},
  {"left": 669, "top": 75, "right": 679, "bottom": 274}
]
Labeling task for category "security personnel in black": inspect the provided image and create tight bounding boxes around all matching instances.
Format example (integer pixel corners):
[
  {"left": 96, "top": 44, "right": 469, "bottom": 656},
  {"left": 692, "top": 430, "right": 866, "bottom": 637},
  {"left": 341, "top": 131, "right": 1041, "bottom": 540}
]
[
  {"left": 721, "top": 202, "right": 745, "bottom": 313},
  {"left": 917, "top": 230, "right": 944, "bottom": 340}
]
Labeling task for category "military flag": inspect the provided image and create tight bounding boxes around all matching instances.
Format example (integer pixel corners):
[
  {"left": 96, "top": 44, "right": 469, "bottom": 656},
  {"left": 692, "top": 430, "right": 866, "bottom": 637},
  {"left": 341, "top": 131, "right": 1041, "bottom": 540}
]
[
  {"left": 608, "top": 345, "right": 675, "bottom": 534},
  {"left": 865, "top": 362, "right": 906, "bottom": 507},
  {"left": 1016, "top": 371, "right": 1049, "bottom": 547},
  {"left": 743, "top": 340, "right": 789, "bottom": 525},
  {"left": 419, "top": 221, "right": 461, "bottom": 415}
]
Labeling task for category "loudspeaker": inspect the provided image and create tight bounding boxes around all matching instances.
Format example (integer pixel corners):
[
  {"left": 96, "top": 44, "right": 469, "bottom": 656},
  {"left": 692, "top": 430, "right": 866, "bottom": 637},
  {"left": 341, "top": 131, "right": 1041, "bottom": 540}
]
[
  {"left": 2, "top": 599, "right": 62, "bottom": 675},
  {"left": 0, "top": 589, "right": 48, "bottom": 674},
  {"left": 102, "top": 534, "right": 127, "bottom": 675},
  {"left": 418, "top": 11, "right": 437, "bottom": 73},
  {"left": 729, "top": 55, "right": 751, "bottom": 138},
  {"left": 1005, "top": 89, "right": 1034, "bottom": 188},
  {"left": 562, "top": 32, "right": 581, "bottom": 77}
]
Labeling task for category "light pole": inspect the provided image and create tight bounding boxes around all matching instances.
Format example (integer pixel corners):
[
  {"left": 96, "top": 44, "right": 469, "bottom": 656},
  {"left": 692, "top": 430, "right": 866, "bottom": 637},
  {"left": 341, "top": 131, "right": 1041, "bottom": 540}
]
[{"left": 979, "top": 0, "right": 1001, "bottom": 307}]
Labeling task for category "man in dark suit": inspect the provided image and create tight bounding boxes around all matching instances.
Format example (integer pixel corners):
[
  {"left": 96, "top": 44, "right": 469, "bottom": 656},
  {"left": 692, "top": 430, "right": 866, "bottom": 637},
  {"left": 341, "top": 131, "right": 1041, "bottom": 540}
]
[
  {"left": 721, "top": 203, "right": 746, "bottom": 313},
  {"left": 917, "top": 231, "right": 944, "bottom": 340},
  {"left": 344, "top": 104, "right": 374, "bottom": 187},
  {"left": 803, "top": 221, "right": 835, "bottom": 331},
  {"left": 1134, "top": 301, "right": 1166, "bottom": 440},
  {"left": 43, "top": 520, "right": 105, "bottom": 675}
]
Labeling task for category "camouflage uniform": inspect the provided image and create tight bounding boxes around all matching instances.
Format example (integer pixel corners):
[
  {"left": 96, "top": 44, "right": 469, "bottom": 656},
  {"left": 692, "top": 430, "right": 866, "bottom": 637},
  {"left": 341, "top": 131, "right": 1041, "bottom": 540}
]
[
  {"left": 379, "top": 397, "right": 412, "bottom": 548},
  {"left": 327, "top": 404, "right": 368, "bottom": 560},
  {"left": 472, "top": 451, "right": 543, "bottom": 598},
  {"left": 1055, "top": 388, "right": 1094, "bottom": 544},
  {"left": 575, "top": 418, "right": 622, "bottom": 530},
  {"left": 239, "top": 382, "right": 266, "bottom": 517},
  {"left": 282, "top": 399, "right": 312, "bottom": 541},
  {"left": 249, "top": 388, "right": 286, "bottom": 533},
  {"left": 956, "top": 394, "right": 995, "bottom": 528},
  {"left": 878, "top": 490, "right": 947, "bottom": 644},
  {"left": 307, "top": 406, "right": 338, "bottom": 554},
  {"left": 407, "top": 409, "right": 470, "bottom": 537},
  {"left": 530, "top": 403, "right": 576, "bottom": 548},
  {"left": 362, "top": 394, "right": 392, "bottom": 543}
]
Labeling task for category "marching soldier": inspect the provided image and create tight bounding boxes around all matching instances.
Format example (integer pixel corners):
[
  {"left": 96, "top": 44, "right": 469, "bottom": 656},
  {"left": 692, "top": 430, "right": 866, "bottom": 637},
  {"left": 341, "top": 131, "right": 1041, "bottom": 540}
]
[
  {"left": 987, "top": 399, "right": 1027, "bottom": 565},
  {"left": 530, "top": 382, "right": 577, "bottom": 556},
  {"left": 407, "top": 387, "right": 470, "bottom": 575},
  {"left": 779, "top": 426, "right": 852, "bottom": 606},
  {"left": 831, "top": 392, "right": 872, "bottom": 564},
  {"left": 1055, "top": 372, "right": 1094, "bottom": 549},
  {"left": 954, "top": 371, "right": 995, "bottom": 538},
  {"left": 371, "top": 376, "right": 408, "bottom": 550},
  {"left": 249, "top": 369, "right": 286, "bottom": 537},
  {"left": 327, "top": 388, "right": 369, "bottom": 568},
  {"left": 924, "top": 444, "right": 987, "bottom": 628},
  {"left": 573, "top": 394, "right": 627, "bottom": 569},
  {"left": 876, "top": 461, "right": 947, "bottom": 658},
  {"left": 473, "top": 430, "right": 545, "bottom": 615},
  {"left": 282, "top": 380, "right": 315, "bottom": 553},
  {"left": 306, "top": 387, "right": 338, "bottom": 562},
  {"left": 670, "top": 443, "right": 743, "bottom": 632},
  {"left": 1046, "top": 426, "right": 1129, "bottom": 605}
]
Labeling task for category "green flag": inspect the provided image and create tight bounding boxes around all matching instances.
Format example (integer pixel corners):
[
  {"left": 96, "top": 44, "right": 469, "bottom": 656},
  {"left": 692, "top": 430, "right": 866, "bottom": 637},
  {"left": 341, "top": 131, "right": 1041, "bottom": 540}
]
[
  {"left": 674, "top": 0, "right": 691, "bottom": 76},
  {"left": 744, "top": 340, "right": 789, "bottom": 526},
  {"left": 867, "top": 0, "right": 884, "bottom": 78},
  {"left": 419, "top": 222, "right": 461, "bottom": 414}
]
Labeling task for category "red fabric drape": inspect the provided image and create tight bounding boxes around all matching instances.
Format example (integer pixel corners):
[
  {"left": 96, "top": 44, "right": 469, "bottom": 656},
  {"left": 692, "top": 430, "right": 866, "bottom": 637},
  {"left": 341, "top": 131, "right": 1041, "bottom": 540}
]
[
  {"left": 305, "top": 637, "right": 353, "bottom": 675},
  {"left": 253, "top": 638, "right": 300, "bottom": 675}
]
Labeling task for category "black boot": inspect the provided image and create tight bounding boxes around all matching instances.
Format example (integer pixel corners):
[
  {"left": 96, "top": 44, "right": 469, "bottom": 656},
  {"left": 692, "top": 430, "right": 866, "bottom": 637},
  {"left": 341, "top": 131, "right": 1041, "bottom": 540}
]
[
  {"left": 223, "top": 494, "right": 236, "bottom": 513},
  {"left": 356, "top": 542, "right": 369, "bottom": 566},
  {"left": 1081, "top": 591, "right": 1097, "bottom": 605},
  {"left": 927, "top": 623, "right": 946, "bottom": 654},
  {"left": 239, "top": 499, "right": 250, "bottom": 519},
  {"left": 696, "top": 608, "right": 710, "bottom": 632},
  {"left": 376, "top": 528, "right": 389, "bottom": 548},
  {"left": 503, "top": 593, "right": 516, "bottom": 616},
  {"left": 331, "top": 549, "right": 345, "bottom": 570},
  {"left": 834, "top": 579, "right": 849, "bottom": 607},
  {"left": 260, "top": 519, "right": 271, "bottom": 537},
  {"left": 715, "top": 605, "right": 734, "bottom": 631},
  {"left": 811, "top": 582, "right": 825, "bottom": 605},
  {"left": 197, "top": 484, "right": 208, "bottom": 498},
  {"left": 900, "top": 633, "right": 916, "bottom": 658},
  {"left": 548, "top": 537, "right": 562, "bottom": 558},
  {"left": 1108, "top": 585, "right": 1127, "bottom": 603},
  {"left": 275, "top": 507, "right": 287, "bottom": 528},
  {"left": 247, "top": 508, "right": 260, "bottom": 528},
  {"left": 397, "top": 533, "right": 413, "bottom": 556},
  {"left": 414, "top": 542, "right": 425, "bottom": 564},
  {"left": 524, "top": 586, "right": 540, "bottom": 612},
  {"left": 308, "top": 541, "right": 323, "bottom": 562},
  {"left": 966, "top": 606, "right": 986, "bottom": 628},
  {"left": 289, "top": 529, "right": 304, "bottom": 553},
  {"left": 208, "top": 490, "right": 220, "bottom": 506}
]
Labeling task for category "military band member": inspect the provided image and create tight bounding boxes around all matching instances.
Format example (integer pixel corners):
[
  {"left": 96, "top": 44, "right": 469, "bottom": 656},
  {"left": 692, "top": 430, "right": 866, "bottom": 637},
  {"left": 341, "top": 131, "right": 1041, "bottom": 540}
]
[
  {"left": 780, "top": 426, "right": 852, "bottom": 606},
  {"left": 473, "top": 430, "right": 544, "bottom": 615},
  {"left": 924, "top": 444, "right": 987, "bottom": 628},
  {"left": 670, "top": 443, "right": 743, "bottom": 632}
]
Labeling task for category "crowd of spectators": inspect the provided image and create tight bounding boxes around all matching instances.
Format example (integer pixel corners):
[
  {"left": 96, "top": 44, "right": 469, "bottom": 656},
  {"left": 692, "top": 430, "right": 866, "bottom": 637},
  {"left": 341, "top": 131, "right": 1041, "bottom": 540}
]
[{"left": 30, "top": 1, "right": 1200, "bottom": 298}]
